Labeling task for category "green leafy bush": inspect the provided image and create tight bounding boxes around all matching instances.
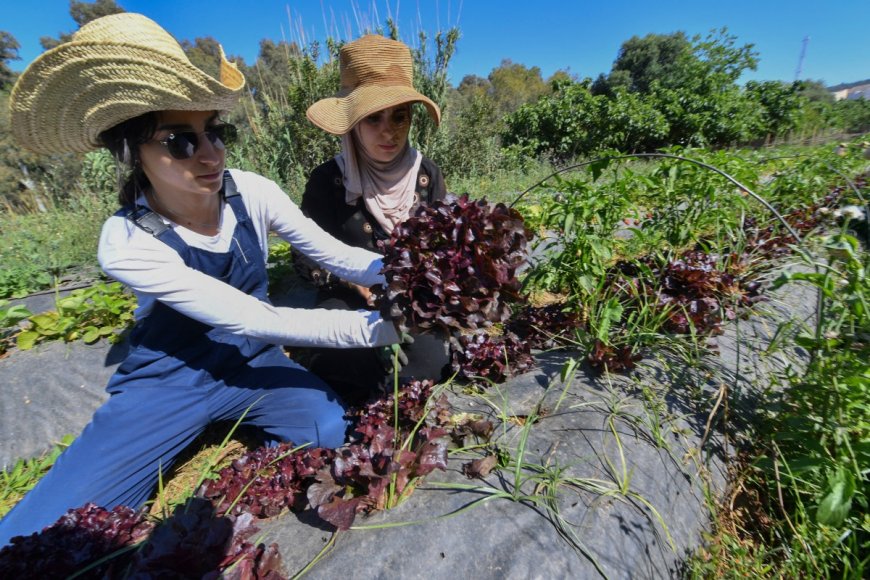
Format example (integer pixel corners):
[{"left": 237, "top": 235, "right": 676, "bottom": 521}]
[{"left": 15, "top": 282, "right": 136, "bottom": 350}]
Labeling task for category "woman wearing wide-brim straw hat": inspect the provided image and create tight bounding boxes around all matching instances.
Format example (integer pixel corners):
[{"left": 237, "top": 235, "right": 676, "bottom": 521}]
[
  {"left": 297, "top": 34, "right": 450, "bottom": 405},
  {"left": 0, "top": 13, "right": 403, "bottom": 548}
]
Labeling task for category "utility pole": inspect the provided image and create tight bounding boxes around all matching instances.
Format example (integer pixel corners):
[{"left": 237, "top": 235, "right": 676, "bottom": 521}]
[{"left": 794, "top": 36, "right": 810, "bottom": 81}]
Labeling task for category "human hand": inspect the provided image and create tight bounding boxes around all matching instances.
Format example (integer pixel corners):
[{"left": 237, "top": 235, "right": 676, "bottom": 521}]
[
  {"left": 377, "top": 332, "right": 414, "bottom": 374},
  {"left": 348, "top": 282, "right": 373, "bottom": 303}
]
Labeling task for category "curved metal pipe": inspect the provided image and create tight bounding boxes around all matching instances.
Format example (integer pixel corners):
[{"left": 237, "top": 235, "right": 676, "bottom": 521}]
[{"left": 509, "top": 152, "right": 803, "bottom": 245}]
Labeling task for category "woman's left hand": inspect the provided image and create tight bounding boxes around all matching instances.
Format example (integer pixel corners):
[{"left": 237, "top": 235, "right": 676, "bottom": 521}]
[{"left": 346, "top": 282, "right": 373, "bottom": 304}]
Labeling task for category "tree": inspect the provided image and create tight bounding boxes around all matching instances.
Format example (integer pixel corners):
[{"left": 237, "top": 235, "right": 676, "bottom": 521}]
[
  {"left": 501, "top": 79, "right": 602, "bottom": 162},
  {"left": 244, "top": 39, "right": 302, "bottom": 100},
  {"left": 593, "top": 32, "right": 691, "bottom": 95},
  {"left": 0, "top": 31, "right": 20, "bottom": 89},
  {"left": 456, "top": 74, "right": 491, "bottom": 100},
  {"left": 795, "top": 79, "right": 835, "bottom": 103},
  {"left": 488, "top": 59, "right": 548, "bottom": 116},
  {"left": 180, "top": 37, "right": 224, "bottom": 81},
  {"left": 744, "top": 80, "right": 803, "bottom": 140},
  {"left": 833, "top": 97, "right": 870, "bottom": 133},
  {"left": 649, "top": 28, "right": 759, "bottom": 146},
  {"left": 439, "top": 91, "right": 501, "bottom": 178},
  {"left": 40, "top": 0, "right": 125, "bottom": 50}
]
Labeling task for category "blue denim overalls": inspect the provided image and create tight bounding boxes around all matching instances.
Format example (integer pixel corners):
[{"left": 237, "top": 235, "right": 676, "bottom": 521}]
[{"left": 0, "top": 174, "right": 347, "bottom": 546}]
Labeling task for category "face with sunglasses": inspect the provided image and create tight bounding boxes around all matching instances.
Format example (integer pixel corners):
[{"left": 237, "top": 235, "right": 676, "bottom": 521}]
[{"left": 140, "top": 110, "right": 236, "bottom": 203}]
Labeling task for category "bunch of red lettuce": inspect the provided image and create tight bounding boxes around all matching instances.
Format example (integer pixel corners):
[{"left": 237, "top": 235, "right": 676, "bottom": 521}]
[
  {"left": 586, "top": 339, "right": 643, "bottom": 373},
  {"left": 449, "top": 331, "right": 533, "bottom": 384},
  {"left": 507, "top": 303, "right": 584, "bottom": 349},
  {"left": 127, "top": 499, "right": 284, "bottom": 579},
  {"left": 0, "top": 503, "right": 153, "bottom": 578},
  {"left": 656, "top": 251, "right": 742, "bottom": 336},
  {"left": 198, "top": 445, "right": 336, "bottom": 518},
  {"left": 308, "top": 379, "right": 451, "bottom": 530},
  {"left": 379, "top": 194, "right": 529, "bottom": 334},
  {"left": 0, "top": 500, "right": 285, "bottom": 579}
]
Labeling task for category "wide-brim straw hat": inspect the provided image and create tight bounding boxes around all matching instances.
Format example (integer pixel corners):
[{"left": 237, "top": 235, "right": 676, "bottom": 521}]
[
  {"left": 10, "top": 12, "right": 245, "bottom": 154},
  {"left": 306, "top": 34, "right": 440, "bottom": 135}
]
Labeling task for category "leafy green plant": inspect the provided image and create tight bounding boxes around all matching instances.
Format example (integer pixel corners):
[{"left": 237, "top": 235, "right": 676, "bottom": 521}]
[
  {"left": 265, "top": 239, "right": 296, "bottom": 293},
  {"left": 1, "top": 434, "right": 74, "bottom": 518},
  {"left": 522, "top": 167, "right": 628, "bottom": 301},
  {"left": 0, "top": 299, "right": 31, "bottom": 354},
  {"left": 15, "top": 282, "right": 136, "bottom": 350},
  {"left": 748, "top": 231, "right": 870, "bottom": 576}
]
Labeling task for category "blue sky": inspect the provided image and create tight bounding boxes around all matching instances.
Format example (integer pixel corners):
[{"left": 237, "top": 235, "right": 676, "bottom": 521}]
[{"left": 4, "top": 1, "right": 869, "bottom": 87}]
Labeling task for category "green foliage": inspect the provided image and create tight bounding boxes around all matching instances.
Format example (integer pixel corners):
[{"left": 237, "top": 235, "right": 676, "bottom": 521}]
[
  {"left": 796, "top": 79, "right": 836, "bottom": 104},
  {"left": 502, "top": 81, "right": 671, "bottom": 163},
  {"left": 744, "top": 80, "right": 803, "bottom": 140},
  {"left": 592, "top": 31, "right": 692, "bottom": 95},
  {"left": 0, "top": 435, "right": 74, "bottom": 518},
  {"left": 39, "top": 0, "right": 124, "bottom": 50},
  {"left": 510, "top": 27, "right": 778, "bottom": 156},
  {"left": 502, "top": 80, "right": 601, "bottom": 163},
  {"left": 756, "top": 233, "right": 870, "bottom": 576},
  {"left": 439, "top": 91, "right": 501, "bottom": 179},
  {"left": 835, "top": 98, "right": 870, "bottom": 134},
  {"left": 266, "top": 239, "right": 296, "bottom": 293},
  {"left": 487, "top": 59, "right": 550, "bottom": 117},
  {"left": 0, "top": 149, "right": 117, "bottom": 298},
  {"left": 408, "top": 27, "right": 460, "bottom": 161},
  {"left": 242, "top": 39, "right": 302, "bottom": 101},
  {"left": 643, "top": 149, "right": 752, "bottom": 249},
  {"left": 0, "top": 299, "right": 31, "bottom": 355},
  {"left": 15, "top": 282, "right": 136, "bottom": 350},
  {"left": 521, "top": 163, "right": 628, "bottom": 302},
  {"left": 0, "top": 30, "right": 20, "bottom": 90},
  {"left": 180, "top": 36, "right": 224, "bottom": 81},
  {"left": 228, "top": 39, "right": 340, "bottom": 196}
]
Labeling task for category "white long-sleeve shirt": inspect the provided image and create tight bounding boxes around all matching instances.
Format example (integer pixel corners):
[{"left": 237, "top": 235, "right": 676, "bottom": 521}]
[{"left": 98, "top": 168, "right": 398, "bottom": 349}]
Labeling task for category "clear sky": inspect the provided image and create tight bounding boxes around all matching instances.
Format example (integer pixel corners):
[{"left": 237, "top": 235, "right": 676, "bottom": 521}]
[{"left": 4, "top": 0, "right": 869, "bottom": 87}]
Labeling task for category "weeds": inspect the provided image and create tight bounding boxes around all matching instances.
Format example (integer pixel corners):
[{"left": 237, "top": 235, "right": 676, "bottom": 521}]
[{"left": 0, "top": 435, "right": 74, "bottom": 518}]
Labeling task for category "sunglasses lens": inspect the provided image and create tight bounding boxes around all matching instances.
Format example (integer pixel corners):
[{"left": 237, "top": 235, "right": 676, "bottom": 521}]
[
  {"left": 166, "top": 132, "right": 197, "bottom": 160},
  {"left": 208, "top": 124, "right": 237, "bottom": 149},
  {"left": 160, "top": 125, "right": 237, "bottom": 160}
]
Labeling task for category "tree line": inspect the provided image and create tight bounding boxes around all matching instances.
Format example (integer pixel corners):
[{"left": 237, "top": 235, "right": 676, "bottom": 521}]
[{"left": 1, "top": 0, "right": 868, "bottom": 211}]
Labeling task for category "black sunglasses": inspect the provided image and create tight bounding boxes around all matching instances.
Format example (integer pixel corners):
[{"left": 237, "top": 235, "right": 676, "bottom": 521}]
[{"left": 152, "top": 124, "right": 237, "bottom": 160}]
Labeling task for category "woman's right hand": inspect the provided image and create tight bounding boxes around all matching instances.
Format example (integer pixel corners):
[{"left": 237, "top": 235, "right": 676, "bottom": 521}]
[{"left": 349, "top": 282, "right": 374, "bottom": 304}]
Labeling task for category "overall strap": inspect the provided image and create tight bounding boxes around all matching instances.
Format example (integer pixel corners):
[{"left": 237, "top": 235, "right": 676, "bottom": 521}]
[
  {"left": 125, "top": 205, "right": 189, "bottom": 258},
  {"left": 127, "top": 205, "right": 170, "bottom": 237},
  {"left": 222, "top": 169, "right": 240, "bottom": 198},
  {"left": 222, "top": 171, "right": 252, "bottom": 224}
]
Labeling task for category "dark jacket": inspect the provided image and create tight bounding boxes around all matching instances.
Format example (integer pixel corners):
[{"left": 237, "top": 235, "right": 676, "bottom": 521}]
[
  {"left": 294, "top": 156, "right": 450, "bottom": 403},
  {"left": 297, "top": 156, "right": 447, "bottom": 289},
  {"left": 301, "top": 156, "right": 447, "bottom": 252}
]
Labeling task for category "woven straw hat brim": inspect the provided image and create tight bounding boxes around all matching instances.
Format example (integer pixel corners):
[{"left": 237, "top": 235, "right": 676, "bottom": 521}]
[
  {"left": 10, "top": 37, "right": 244, "bottom": 154},
  {"left": 306, "top": 84, "right": 441, "bottom": 135}
]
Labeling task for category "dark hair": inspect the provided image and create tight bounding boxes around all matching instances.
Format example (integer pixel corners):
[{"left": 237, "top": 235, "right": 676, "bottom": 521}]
[{"left": 99, "top": 112, "right": 158, "bottom": 207}]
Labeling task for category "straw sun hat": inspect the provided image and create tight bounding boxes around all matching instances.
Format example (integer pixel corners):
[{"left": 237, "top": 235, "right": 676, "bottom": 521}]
[
  {"left": 10, "top": 12, "right": 245, "bottom": 154},
  {"left": 306, "top": 34, "right": 440, "bottom": 135}
]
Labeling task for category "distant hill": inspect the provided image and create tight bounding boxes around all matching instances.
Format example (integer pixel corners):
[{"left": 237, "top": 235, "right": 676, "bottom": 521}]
[{"left": 828, "top": 79, "right": 870, "bottom": 91}]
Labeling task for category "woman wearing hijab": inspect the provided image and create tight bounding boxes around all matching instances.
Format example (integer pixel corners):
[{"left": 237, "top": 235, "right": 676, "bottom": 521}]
[
  {"left": 0, "top": 14, "right": 402, "bottom": 547},
  {"left": 298, "top": 35, "right": 450, "bottom": 404}
]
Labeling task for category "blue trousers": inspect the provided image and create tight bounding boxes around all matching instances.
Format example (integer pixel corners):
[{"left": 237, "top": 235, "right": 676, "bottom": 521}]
[{"left": 0, "top": 345, "right": 346, "bottom": 547}]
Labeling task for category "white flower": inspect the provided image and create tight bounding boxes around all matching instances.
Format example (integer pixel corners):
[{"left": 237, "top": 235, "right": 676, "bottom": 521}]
[{"left": 842, "top": 205, "right": 866, "bottom": 221}]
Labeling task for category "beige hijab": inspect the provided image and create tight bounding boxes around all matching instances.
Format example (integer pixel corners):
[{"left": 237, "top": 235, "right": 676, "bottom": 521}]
[{"left": 335, "top": 127, "right": 423, "bottom": 235}]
